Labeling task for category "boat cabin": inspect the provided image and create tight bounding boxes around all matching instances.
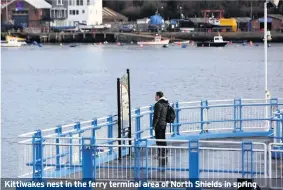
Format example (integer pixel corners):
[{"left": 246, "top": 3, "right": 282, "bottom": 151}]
[{"left": 214, "top": 36, "right": 224, "bottom": 43}]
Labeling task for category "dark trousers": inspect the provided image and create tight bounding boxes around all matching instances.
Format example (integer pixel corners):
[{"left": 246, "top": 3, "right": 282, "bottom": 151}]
[{"left": 155, "top": 127, "right": 167, "bottom": 156}]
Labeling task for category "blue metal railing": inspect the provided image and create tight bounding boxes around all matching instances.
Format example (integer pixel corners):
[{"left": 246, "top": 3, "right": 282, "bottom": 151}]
[{"left": 18, "top": 98, "right": 283, "bottom": 181}]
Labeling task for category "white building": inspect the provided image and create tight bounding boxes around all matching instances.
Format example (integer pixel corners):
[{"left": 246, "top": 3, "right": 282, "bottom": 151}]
[{"left": 51, "top": 0, "right": 102, "bottom": 27}]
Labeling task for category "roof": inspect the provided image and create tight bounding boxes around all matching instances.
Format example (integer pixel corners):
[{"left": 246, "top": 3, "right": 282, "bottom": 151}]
[
  {"left": 268, "top": 14, "right": 283, "bottom": 21},
  {"left": 103, "top": 7, "right": 128, "bottom": 22},
  {"left": 1, "top": 0, "right": 51, "bottom": 9},
  {"left": 235, "top": 17, "right": 251, "bottom": 23}
]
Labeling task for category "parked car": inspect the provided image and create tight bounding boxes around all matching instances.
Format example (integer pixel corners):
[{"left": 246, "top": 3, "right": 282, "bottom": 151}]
[
  {"left": 148, "top": 24, "right": 165, "bottom": 32},
  {"left": 119, "top": 24, "right": 136, "bottom": 32},
  {"left": 1, "top": 22, "right": 24, "bottom": 32}
]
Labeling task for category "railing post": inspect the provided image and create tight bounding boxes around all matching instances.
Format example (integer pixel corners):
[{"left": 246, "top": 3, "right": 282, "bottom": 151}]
[
  {"left": 135, "top": 109, "right": 141, "bottom": 140},
  {"left": 149, "top": 105, "right": 154, "bottom": 138},
  {"left": 134, "top": 139, "right": 140, "bottom": 181},
  {"left": 82, "top": 138, "right": 95, "bottom": 180},
  {"left": 234, "top": 99, "right": 243, "bottom": 132},
  {"left": 107, "top": 115, "right": 113, "bottom": 154},
  {"left": 74, "top": 122, "right": 81, "bottom": 163},
  {"left": 200, "top": 100, "right": 208, "bottom": 134},
  {"left": 91, "top": 118, "right": 98, "bottom": 145},
  {"left": 269, "top": 98, "right": 278, "bottom": 130},
  {"left": 55, "top": 125, "right": 62, "bottom": 170},
  {"left": 175, "top": 102, "right": 180, "bottom": 135},
  {"left": 189, "top": 140, "right": 200, "bottom": 190},
  {"left": 241, "top": 142, "right": 253, "bottom": 178},
  {"left": 32, "top": 130, "right": 43, "bottom": 180}
]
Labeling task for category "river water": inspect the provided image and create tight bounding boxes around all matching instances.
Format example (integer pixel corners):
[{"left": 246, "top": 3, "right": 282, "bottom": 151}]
[{"left": 1, "top": 44, "right": 283, "bottom": 177}]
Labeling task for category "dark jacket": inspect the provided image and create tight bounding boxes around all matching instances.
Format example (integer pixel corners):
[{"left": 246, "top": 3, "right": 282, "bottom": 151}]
[{"left": 153, "top": 97, "right": 168, "bottom": 130}]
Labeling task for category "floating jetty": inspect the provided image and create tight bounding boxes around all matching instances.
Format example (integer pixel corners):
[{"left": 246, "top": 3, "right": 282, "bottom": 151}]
[{"left": 18, "top": 98, "right": 283, "bottom": 189}]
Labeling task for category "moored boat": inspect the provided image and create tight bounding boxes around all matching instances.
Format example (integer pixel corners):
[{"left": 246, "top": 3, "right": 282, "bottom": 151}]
[
  {"left": 197, "top": 35, "right": 228, "bottom": 47},
  {"left": 137, "top": 35, "right": 169, "bottom": 45},
  {"left": 1, "top": 36, "right": 22, "bottom": 47}
]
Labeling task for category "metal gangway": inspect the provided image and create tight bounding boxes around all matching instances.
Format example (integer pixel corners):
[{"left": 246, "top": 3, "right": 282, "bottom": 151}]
[{"left": 18, "top": 98, "right": 283, "bottom": 189}]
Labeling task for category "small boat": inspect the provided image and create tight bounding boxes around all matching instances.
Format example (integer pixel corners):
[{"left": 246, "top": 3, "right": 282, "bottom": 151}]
[
  {"left": 173, "top": 40, "right": 190, "bottom": 45},
  {"left": 69, "top": 44, "right": 78, "bottom": 47},
  {"left": 1, "top": 36, "right": 22, "bottom": 47},
  {"left": 137, "top": 35, "right": 169, "bottom": 45},
  {"left": 197, "top": 35, "right": 228, "bottom": 47}
]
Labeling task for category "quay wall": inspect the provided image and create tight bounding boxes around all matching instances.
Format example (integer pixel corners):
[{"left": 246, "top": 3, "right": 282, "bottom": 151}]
[{"left": 2, "top": 32, "right": 283, "bottom": 43}]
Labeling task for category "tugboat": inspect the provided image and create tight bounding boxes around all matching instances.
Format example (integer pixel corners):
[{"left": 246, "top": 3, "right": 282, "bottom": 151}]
[{"left": 197, "top": 35, "right": 228, "bottom": 47}]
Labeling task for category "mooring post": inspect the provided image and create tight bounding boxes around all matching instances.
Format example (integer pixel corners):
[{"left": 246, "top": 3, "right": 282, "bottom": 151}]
[
  {"left": 55, "top": 125, "right": 62, "bottom": 170},
  {"left": 188, "top": 140, "right": 200, "bottom": 190},
  {"left": 234, "top": 99, "right": 243, "bottom": 133},
  {"left": 32, "top": 130, "right": 43, "bottom": 180}
]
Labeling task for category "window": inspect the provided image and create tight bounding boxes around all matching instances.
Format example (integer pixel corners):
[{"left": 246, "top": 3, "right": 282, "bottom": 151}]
[
  {"left": 87, "top": 0, "right": 90, "bottom": 5},
  {"left": 72, "top": 10, "right": 75, "bottom": 15},
  {"left": 76, "top": 0, "right": 79, "bottom": 6},
  {"left": 69, "top": 0, "right": 72, "bottom": 6},
  {"left": 76, "top": 10, "right": 79, "bottom": 15},
  {"left": 57, "top": 0, "right": 62, "bottom": 5},
  {"left": 80, "top": 0, "right": 83, "bottom": 6},
  {"left": 82, "top": 10, "right": 85, "bottom": 14},
  {"left": 69, "top": 10, "right": 72, "bottom": 15}
]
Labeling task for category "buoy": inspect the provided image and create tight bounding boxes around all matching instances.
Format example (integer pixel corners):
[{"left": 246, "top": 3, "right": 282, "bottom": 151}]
[
  {"left": 99, "top": 42, "right": 102, "bottom": 45},
  {"left": 130, "top": 41, "right": 133, "bottom": 44},
  {"left": 181, "top": 44, "right": 187, "bottom": 48},
  {"left": 60, "top": 43, "right": 63, "bottom": 46},
  {"left": 140, "top": 44, "right": 143, "bottom": 47},
  {"left": 191, "top": 41, "right": 194, "bottom": 46},
  {"left": 178, "top": 42, "right": 181, "bottom": 46},
  {"left": 249, "top": 41, "right": 253, "bottom": 46},
  {"left": 117, "top": 42, "right": 121, "bottom": 46}
]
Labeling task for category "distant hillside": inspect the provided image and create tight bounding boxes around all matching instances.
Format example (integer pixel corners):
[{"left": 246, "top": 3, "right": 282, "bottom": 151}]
[{"left": 103, "top": 0, "right": 283, "bottom": 20}]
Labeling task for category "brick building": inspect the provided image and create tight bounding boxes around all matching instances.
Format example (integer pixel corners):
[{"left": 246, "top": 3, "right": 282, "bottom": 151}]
[
  {"left": 251, "top": 14, "right": 283, "bottom": 31},
  {"left": 1, "top": 0, "right": 51, "bottom": 28}
]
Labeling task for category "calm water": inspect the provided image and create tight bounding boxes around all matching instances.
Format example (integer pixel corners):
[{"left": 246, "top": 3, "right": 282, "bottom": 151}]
[{"left": 1, "top": 44, "right": 283, "bottom": 177}]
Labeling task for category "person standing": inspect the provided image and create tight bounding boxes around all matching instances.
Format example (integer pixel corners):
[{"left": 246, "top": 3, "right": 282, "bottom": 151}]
[{"left": 153, "top": 91, "right": 168, "bottom": 158}]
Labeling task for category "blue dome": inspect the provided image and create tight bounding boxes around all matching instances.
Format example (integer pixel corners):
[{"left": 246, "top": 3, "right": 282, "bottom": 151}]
[{"left": 149, "top": 15, "right": 163, "bottom": 25}]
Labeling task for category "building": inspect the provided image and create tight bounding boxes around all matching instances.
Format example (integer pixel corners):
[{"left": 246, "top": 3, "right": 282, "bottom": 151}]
[
  {"left": 1, "top": 0, "right": 51, "bottom": 28},
  {"left": 102, "top": 7, "right": 128, "bottom": 23},
  {"left": 49, "top": 0, "right": 102, "bottom": 27},
  {"left": 251, "top": 14, "right": 283, "bottom": 31}
]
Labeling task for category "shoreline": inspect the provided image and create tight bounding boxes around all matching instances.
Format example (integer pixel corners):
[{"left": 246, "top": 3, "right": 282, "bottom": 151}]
[{"left": 2, "top": 31, "right": 283, "bottom": 43}]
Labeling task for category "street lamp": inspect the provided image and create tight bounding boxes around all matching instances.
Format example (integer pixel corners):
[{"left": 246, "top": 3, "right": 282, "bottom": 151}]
[
  {"left": 264, "top": 0, "right": 280, "bottom": 126},
  {"left": 264, "top": 0, "right": 280, "bottom": 101}
]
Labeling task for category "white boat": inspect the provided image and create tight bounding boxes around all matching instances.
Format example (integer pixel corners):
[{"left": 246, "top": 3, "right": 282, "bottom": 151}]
[
  {"left": 1, "top": 36, "right": 22, "bottom": 47},
  {"left": 137, "top": 35, "right": 169, "bottom": 45},
  {"left": 173, "top": 40, "right": 191, "bottom": 45}
]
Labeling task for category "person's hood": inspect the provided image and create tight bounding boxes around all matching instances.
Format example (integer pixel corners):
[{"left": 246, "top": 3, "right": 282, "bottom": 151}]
[{"left": 158, "top": 97, "right": 168, "bottom": 104}]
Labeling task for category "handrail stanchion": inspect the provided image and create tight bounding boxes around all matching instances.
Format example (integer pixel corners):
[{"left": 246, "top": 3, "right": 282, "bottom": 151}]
[
  {"left": 135, "top": 109, "right": 141, "bottom": 140},
  {"left": 32, "top": 130, "right": 43, "bottom": 180},
  {"left": 241, "top": 141, "right": 253, "bottom": 178},
  {"left": 270, "top": 98, "right": 278, "bottom": 130},
  {"left": 107, "top": 115, "right": 113, "bottom": 154},
  {"left": 234, "top": 99, "right": 243, "bottom": 133},
  {"left": 200, "top": 100, "right": 208, "bottom": 133},
  {"left": 149, "top": 105, "right": 154, "bottom": 138},
  {"left": 55, "top": 125, "right": 62, "bottom": 170},
  {"left": 134, "top": 138, "right": 140, "bottom": 181},
  {"left": 175, "top": 102, "right": 180, "bottom": 135},
  {"left": 91, "top": 119, "right": 98, "bottom": 145},
  {"left": 74, "top": 122, "right": 81, "bottom": 163},
  {"left": 189, "top": 140, "right": 200, "bottom": 189}
]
